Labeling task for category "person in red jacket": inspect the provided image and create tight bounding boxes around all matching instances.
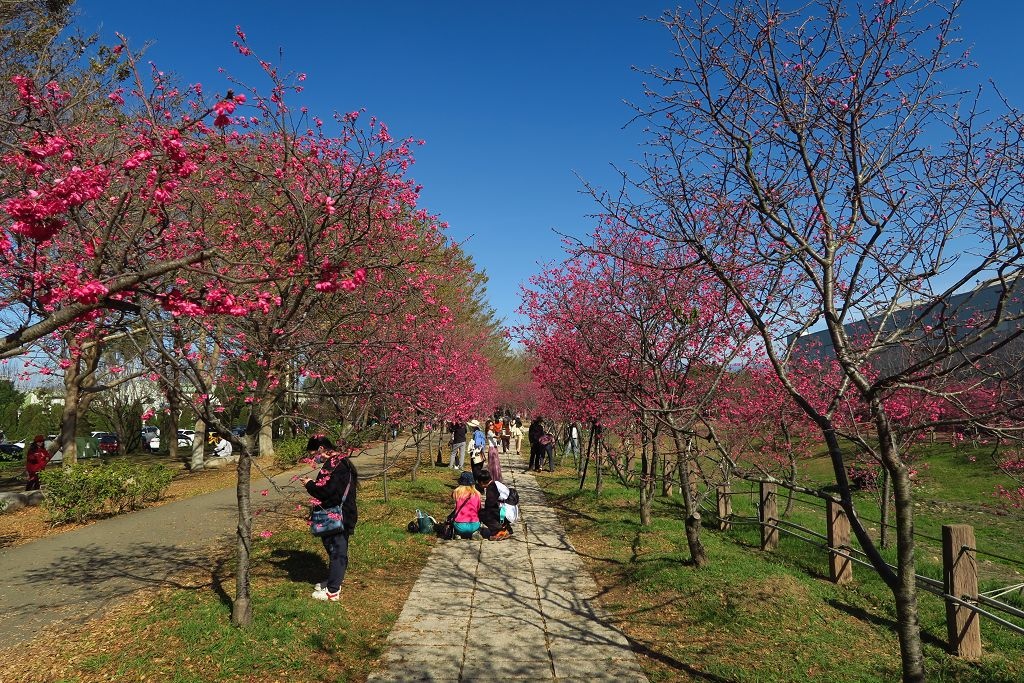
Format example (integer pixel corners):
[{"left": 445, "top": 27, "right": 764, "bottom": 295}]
[{"left": 25, "top": 435, "right": 50, "bottom": 491}]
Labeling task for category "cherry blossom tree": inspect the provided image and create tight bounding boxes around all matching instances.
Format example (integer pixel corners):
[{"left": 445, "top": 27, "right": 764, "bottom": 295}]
[
  {"left": 521, "top": 226, "right": 756, "bottom": 565},
  {"left": 613, "top": 1, "right": 1024, "bottom": 677}
]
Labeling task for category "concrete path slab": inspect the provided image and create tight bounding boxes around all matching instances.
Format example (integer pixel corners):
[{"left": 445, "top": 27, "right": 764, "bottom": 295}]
[{"left": 367, "top": 453, "right": 649, "bottom": 682}]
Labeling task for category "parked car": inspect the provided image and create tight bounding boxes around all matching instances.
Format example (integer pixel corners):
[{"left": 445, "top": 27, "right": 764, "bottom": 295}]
[
  {"left": 230, "top": 425, "right": 246, "bottom": 438},
  {"left": 0, "top": 442, "right": 22, "bottom": 461},
  {"left": 141, "top": 426, "right": 160, "bottom": 452},
  {"left": 96, "top": 433, "right": 120, "bottom": 454},
  {"left": 176, "top": 429, "right": 196, "bottom": 448}
]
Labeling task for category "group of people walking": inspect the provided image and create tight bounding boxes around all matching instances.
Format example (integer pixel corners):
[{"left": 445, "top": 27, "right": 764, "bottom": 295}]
[
  {"left": 446, "top": 415, "right": 525, "bottom": 483},
  {"left": 446, "top": 414, "right": 582, "bottom": 476}
]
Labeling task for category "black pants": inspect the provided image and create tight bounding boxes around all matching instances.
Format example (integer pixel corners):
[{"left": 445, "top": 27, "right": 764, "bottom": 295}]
[
  {"left": 321, "top": 532, "right": 350, "bottom": 592},
  {"left": 529, "top": 443, "right": 544, "bottom": 470}
]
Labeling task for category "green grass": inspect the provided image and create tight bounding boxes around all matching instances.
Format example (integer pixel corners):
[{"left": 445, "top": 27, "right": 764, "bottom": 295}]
[
  {"left": 11, "top": 441, "right": 1023, "bottom": 682},
  {"left": 536, "top": 462, "right": 1024, "bottom": 683},
  {"left": 9, "top": 460, "right": 462, "bottom": 683}
]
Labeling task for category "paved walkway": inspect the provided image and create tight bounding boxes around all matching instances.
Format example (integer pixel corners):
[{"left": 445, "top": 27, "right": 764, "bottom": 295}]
[
  {"left": 0, "top": 465, "right": 309, "bottom": 645},
  {"left": 0, "top": 437, "right": 414, "bottom": 646},
  {"left": 368, "top": 452, "right": 649, "bottom": 682}
]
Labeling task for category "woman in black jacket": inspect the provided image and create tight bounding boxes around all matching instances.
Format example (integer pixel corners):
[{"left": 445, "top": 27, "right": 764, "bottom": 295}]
[
  {"left": 527, "top": 416, "right": 545, "bottom": 472},
  {"left": 474, "top": 469, "right": 508, "bottom": 540},
  {"left": 301, "top": 435, "right": 358, "bottom": 602}
]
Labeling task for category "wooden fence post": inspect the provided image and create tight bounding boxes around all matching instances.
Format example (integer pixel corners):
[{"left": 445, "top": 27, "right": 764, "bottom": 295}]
[
  {"left": 827, "top": 499, "right": 852, "bottom": 584},
  {"left": 717, "top": 484, "right": 732, "bottom": 531},
  {"left": 759, "top": 482, "right": 778, "bottom": 550},
  {"left": 943, "top": 524, "right": 981, "bottom": 659}
]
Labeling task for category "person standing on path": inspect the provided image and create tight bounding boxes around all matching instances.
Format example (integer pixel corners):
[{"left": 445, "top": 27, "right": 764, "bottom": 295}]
[
  {"left": 542, "top": 428, "right": 556, "bottom": 471},
  {"left": 510, "top": 415, "right": 523, "bottom": 454},
  {"left": 567, "top": 422, "right": 581, "bottom": 464},
  {"left": 301, "top": 435, "right": 358, "bottom": 602},
  {"left": 24, "top": 435, "right": 50, "bottom": 491},
  {"left": 493, "top": 417, "right": 505, "bottom": 454},
  {"left": 469, "top": 420, "right": 486, "bottom": 479},
  {"left": 485, "top": 421, "right": 503, "bottom": 483},
  {"left": 528, "top": 416, "right": 545, "bottom": 472},
  {"left": 448, "top": 420, "right": 467, "bottom": 470}
]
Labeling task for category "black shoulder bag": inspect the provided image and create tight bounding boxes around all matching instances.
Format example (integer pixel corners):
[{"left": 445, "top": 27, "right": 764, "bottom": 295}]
[{"left": 436, "top": 494, "right": 473, "bottom": 540}]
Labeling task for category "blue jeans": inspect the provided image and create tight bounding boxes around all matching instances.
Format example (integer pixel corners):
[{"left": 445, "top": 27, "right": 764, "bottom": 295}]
[
  {"left": 450, "top": 441, "right": 466, "bottom": 468},
  {"left": 321, "top": 532, "right": 349, "bottom": 592}
]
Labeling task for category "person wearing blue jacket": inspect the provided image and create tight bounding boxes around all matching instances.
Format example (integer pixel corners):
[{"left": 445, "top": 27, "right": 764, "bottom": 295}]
[{"left": 469, "top": 420, "right": 486, "bottom": 479}]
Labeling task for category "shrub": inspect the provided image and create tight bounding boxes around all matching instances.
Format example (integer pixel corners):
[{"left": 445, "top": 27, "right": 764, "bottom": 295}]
[
  {"left": 848, "top": 463, "right": 881, "bottom": 490},
  {"left": 343, "top": 423, "right": 388, "bottom": 449},
  {"left": 273, "top": 436, "right": 310, "bottom": 468},
  {"left": 40, "top": 462, "right": 174, "bottom": 524}
]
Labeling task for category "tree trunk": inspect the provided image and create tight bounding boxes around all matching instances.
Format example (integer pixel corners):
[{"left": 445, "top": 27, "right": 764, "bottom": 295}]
[
  {"left": 59, "top": 372, "right": 81, "bottom": 465},
  {"left": 58, "top": 342, "right": 99, "bottom": 466},
  {"left": 880, "top": 469, "right": 891, "bottom": 549},
  {"left": 256, "top": 394, "right": 275, "bottom": 458},
  {"left": 818, "top": 415, "right": 923, "bottom": 681},
  {"left": 382, "top": 429, "right": 390, "bottom": 503},
  {"left": 191, "top": 418, "right": 206, "bottom": 470},
  {"left": 232, "top": 448, "right": 253, "bottom": 626},
  {"left": 661, "top": 448, "right": 674, "bottom": 497},
  {"left": 876, "top": 417, "right": 925, "bottom": 683},
  {"left": 782, "top": 424, "right": 797, "bottom": 518},
  {"left": 668, "top": 432, "right": 707, "bottom": 566},
  {"left": 411, "top": 426, "right": 422, "bottom": 482},
  {"left": 891, "top": 475, "right": 925, "bottom": 682},
  {"left": 166, "top": 391, "right": 180, "bottom": 463},
  {"left": 639, "top": 427, "right": 653, "bottom": 526}
]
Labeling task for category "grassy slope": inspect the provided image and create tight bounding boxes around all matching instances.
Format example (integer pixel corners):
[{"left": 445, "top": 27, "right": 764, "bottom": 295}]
[{"left": 536, "top": 442, "right": 1024, "bottom": 682}]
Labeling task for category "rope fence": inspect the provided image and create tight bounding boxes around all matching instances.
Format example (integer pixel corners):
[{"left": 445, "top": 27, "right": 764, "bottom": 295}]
[{"left": 712, "top": 481, "right": 1024, "bottom": 659}]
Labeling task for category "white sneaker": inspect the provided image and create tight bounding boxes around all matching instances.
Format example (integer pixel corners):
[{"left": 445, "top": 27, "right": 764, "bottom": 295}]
[
  {"left": 314, "top": 582, "right": 326, "bottom": 591},
  {"left": 311, "top": 586, "right": 339, "bottom": 601}
]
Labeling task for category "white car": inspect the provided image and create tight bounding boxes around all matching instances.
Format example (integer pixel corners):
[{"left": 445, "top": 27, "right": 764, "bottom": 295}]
[
  {"left": 176, "top": 429, "right": 196, "bottom": 447},
  {"left": 141, "top": 426, "right": 160, "bottom": 451}
]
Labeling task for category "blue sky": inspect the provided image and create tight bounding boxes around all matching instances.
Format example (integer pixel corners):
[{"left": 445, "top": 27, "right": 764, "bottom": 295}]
[{"left": 73, "top": 1, "right": 1024, "bottom": 329}]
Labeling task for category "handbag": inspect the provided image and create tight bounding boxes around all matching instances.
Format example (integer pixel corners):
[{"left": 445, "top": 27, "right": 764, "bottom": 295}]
[
  {"left": 436, "top": 519, "right": 456, "bottom": 540},
  {"left": 436, "top": 494, "right": 472, "bottom": 540},
  {"left": 309, "top": 479, "right": 352, "bottom": 537},
  {"left": 416, "top": 509, "right": 435, "bottom": 534}
]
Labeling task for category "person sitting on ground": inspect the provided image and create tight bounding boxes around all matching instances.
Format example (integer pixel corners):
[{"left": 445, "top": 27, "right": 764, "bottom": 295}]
[
  {"left": 211, "top": 433, "right": 233, "bottom": 459},
  {"left": 24, "top": 435, "right": 51, "bottom": 491},
  {"left": 451, "top": 471, "right": 481, "bottom": 539},
  {"left": 474, "top": 469, "right": 509, "bottom": 541}
]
